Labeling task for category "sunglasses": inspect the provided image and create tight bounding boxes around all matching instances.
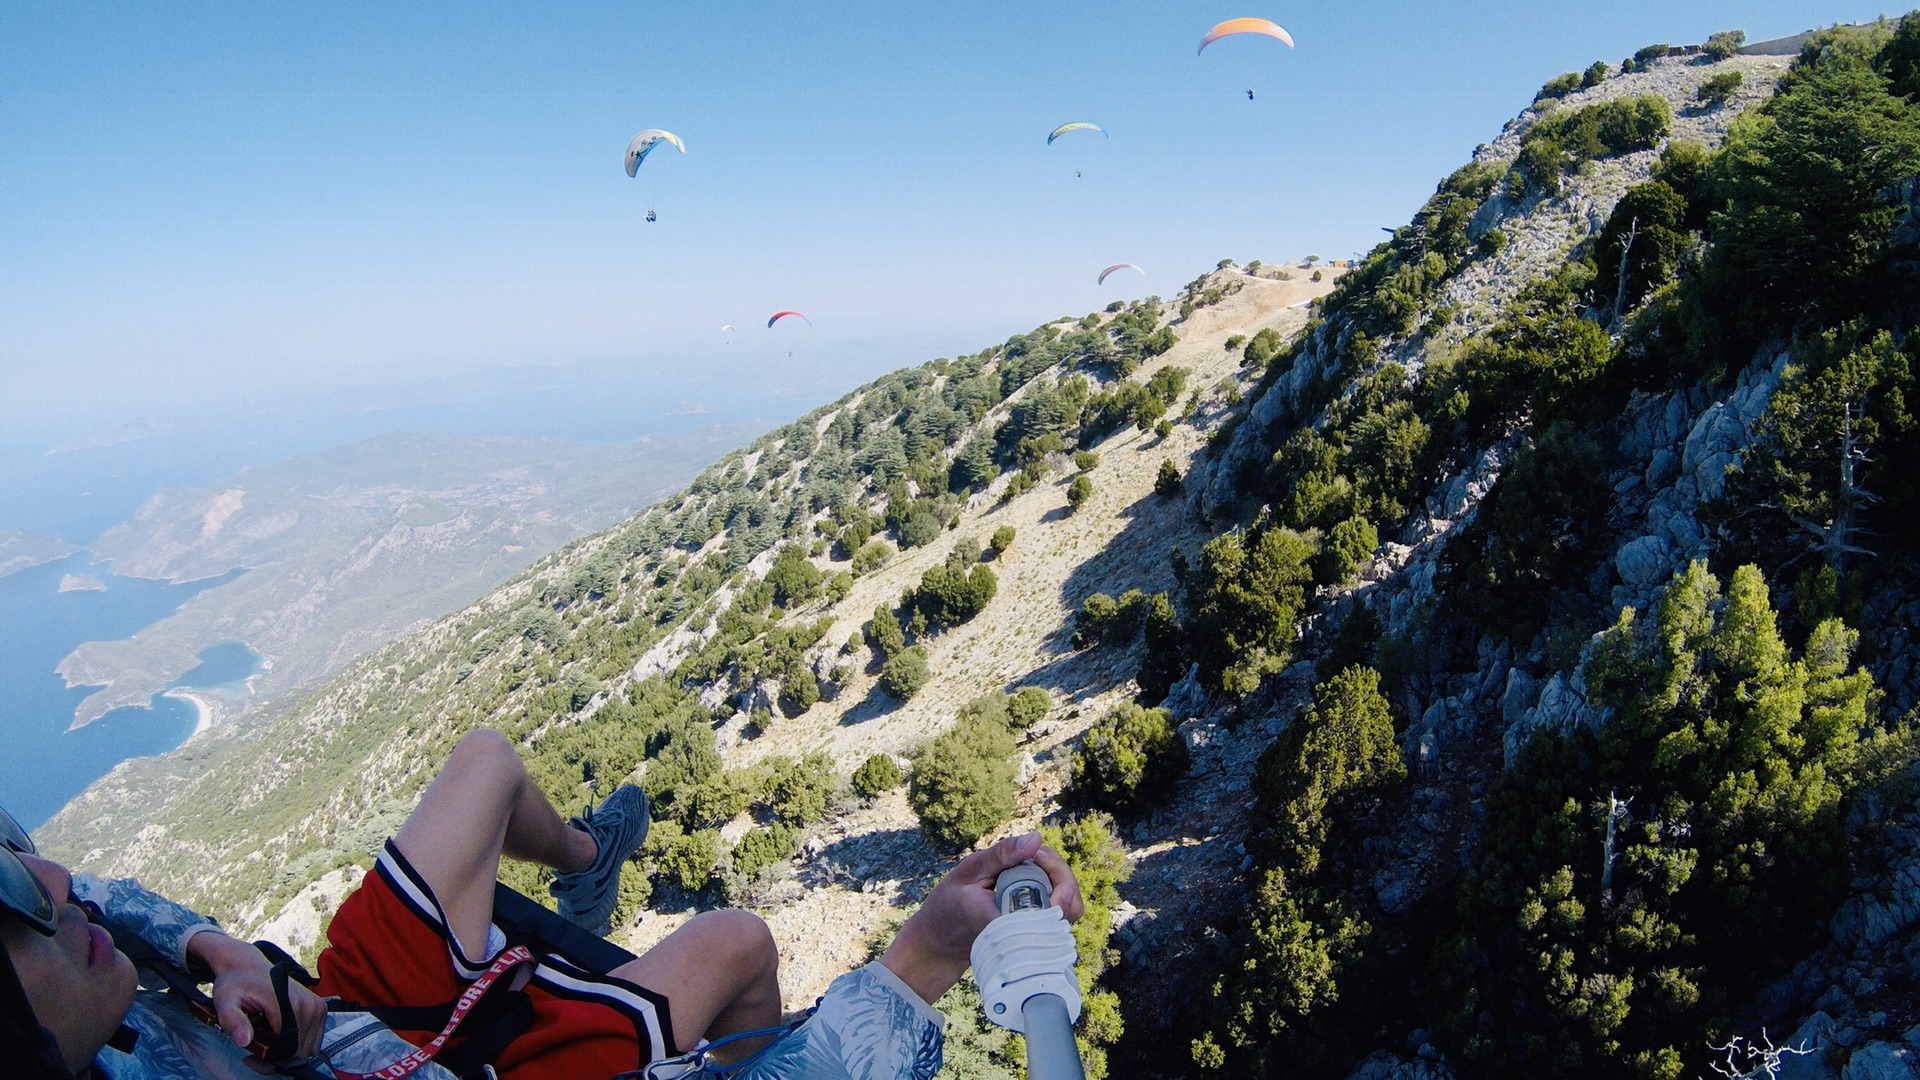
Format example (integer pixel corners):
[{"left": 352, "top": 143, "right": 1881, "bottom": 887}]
[{"left": 0, "top": 805, "right": 57, "bottom": 937}]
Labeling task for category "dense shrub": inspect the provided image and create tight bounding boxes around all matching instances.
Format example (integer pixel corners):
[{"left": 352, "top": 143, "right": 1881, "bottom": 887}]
[
  {"left": 1581, "top": 60, "right": 1609, "bottom": 87},
  {"left": 880, "top": 646, "right": 932, "bottom": 700},
  {"left": 1000, "top": 471, "right": 1036, "bottom": 503},
  {"left": 657, "top": 827, "right": 724, "bottom": 894},
  {"left": 1155, "top": 459, "right": 1183, "bottom": 497},
  {"left": 1243, "top": 327, "right": 1283, "bottom": 369},
  {"left": 763, "top": 751, "right": 837, "bottom": 825},
  {"left": 1702, "top": 28, "right": 1746, "bottom": 60},
  {"left": 1068, "top": 474, "right": 1094, "bottom": 511},
  {"left": 897, "top": 505, "right": 945, "bottom": 549},
  {"left": 867, "top": 606, "right": 906, "bottom": 659},
  {"left": 1535, "top": 71, "right": 1581, "bottom": 102},
  {"left": 850, "top": 540, "right": 892, "bottom": 576},
  {"left": 1313, "top": 515, "right": 1378, "bottom": 586},
  {"left": 1073, "top": 589, "right": 1154, "bottom": 648},
  {"left": 1008, "top": 686, "right": 1052, "bottom": 728},
  {"left": 1631, "top": 43, "right": 1672, "bottom": 68},
  {"left": 765, "top": 545, "right": 822, "bottom": 608},
  {"left": 954, "top": 691, "right": 1014, "bottom": 730},
  {"left": 1074, "top": 450, "right": 1100, "bottom": 472},
  {"left": 851, "top": 753, "right": 903, "bottom": 799},
  {"left": 1519, "top": 95, "right": 1671, "bottom": 194},
  {"left": 728, "top": 820, "right": 798, "bottom": 878},
  {"left": 988, "top": 526, "right": 1016, "bottom": 557},
  {"left": 1249, "top": 666, "right": 1403, "bottom": 874},
  {"left": 909, "top": 715, "right": 1018, "bottom": 849},
  {"left": 1185, "top": 526, "right": 1315, "bottom": 694},
  {"left": 911, "top": 557, "right": 998, "bottom": 629},
  {"left": 1068, "top": 703, "right": 1189, "bottom": 815},
  {"left": 1697, "top": 69, "right": 1743, "bottom": 105}
]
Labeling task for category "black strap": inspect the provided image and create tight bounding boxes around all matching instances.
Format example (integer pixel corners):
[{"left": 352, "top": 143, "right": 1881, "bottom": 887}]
[
  {"left": 356, "top": 984, "right": 535, "bottom": 1078},
  {"left": 260, "top": 960, "right": 304, "bottom": 1062},
  {"left": 435, "top": 995, "right": 536, "bottom": 1078},
  {"left": 253, "top": 940, "right": 320, "bottom": 987},
  {"left": 489, "top": 883, "right": 637, "bottom": 974}
]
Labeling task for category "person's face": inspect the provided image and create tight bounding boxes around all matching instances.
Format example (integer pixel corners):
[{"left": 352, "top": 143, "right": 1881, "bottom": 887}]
[{"left": 0, "top": 853, "right": 137, "bottom": 1072}]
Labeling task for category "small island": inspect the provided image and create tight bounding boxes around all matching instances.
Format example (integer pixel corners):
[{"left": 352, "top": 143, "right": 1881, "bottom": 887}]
[{"left": 58, "top": 573, "right": 107, "bottom": 593}]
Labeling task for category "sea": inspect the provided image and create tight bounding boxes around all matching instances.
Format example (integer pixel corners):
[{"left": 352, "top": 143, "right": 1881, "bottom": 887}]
[
  {"left": 0, "top": 351, "right": 859, "bottom": 831},
  {"left": 0, "top": 554, "right": 257, "bottom": 829}
]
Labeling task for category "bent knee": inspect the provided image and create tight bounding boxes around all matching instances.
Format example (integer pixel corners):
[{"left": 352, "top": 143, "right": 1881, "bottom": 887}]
[
  {"left": 447, "top": 728, "right": 520, "bottom": 776},
  {"left": 693, "top": 909, "right": 778, "bottom": 972}
]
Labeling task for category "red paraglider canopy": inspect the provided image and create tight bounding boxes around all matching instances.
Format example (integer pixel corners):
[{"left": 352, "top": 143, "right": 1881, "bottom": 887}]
[{"left": 767, "top": 310, "right": 812, "bottom": 328}]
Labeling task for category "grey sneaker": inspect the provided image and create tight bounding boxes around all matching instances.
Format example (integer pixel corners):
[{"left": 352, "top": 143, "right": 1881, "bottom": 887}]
[{"left": 549, "top": 784, "right": 650, "bottom": 937}]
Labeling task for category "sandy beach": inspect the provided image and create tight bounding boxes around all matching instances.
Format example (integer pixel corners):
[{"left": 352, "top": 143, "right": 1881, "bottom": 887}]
[{"left": 161, "top": 689, "right": 216, "bottom": 737}]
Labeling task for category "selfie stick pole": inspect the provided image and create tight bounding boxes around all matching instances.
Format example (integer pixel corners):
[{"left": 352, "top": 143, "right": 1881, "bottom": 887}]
[{"left": 977, "top": 862, "right": 1086, "bottom": 1080}]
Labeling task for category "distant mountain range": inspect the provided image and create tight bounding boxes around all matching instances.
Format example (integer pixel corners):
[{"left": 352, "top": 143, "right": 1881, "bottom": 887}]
[{"left": 51, "top": 426, "right": 761, "bottom": 729}]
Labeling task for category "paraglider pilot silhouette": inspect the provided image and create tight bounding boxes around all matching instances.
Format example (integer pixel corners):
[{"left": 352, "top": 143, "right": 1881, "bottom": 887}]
[{"left": 0, "top": 732, "right": 1083, "bottom": 1079}]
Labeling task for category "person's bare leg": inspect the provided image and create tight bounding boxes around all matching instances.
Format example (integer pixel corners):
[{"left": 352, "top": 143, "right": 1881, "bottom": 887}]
[
  {"left": 393, "top": 729, "right": 597, "bottom": 956},
  {"left": 610, "top": 909, "right": 782, "bottom": 1058}
]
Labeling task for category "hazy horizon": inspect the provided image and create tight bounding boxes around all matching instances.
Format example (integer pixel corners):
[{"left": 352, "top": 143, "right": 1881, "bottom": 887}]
[{"left": 0, "top": 1, "right": 1877, "bottom": 445}]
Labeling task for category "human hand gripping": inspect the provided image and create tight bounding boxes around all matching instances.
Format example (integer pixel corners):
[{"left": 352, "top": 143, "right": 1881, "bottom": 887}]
[
  {"left": 186, "top": 930, "right": 328, "bottom": 1059},
  {"left": 881, "top": 831, "right": 1084, "bottom": 1006}
]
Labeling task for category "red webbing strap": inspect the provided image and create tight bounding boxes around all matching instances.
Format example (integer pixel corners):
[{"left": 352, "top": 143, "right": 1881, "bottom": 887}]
[{"left": 331, "top": 945, "right": 535, "bottom": 1080}]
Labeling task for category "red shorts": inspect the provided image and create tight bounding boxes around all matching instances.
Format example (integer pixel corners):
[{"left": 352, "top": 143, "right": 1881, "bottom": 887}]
[{"left": 315, "top": 840, "right": 676, "bottom": 1080}]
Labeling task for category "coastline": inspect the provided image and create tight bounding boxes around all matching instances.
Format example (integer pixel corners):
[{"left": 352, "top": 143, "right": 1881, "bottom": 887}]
[{"left": 160, "top": 688, "right": 216, "bottom": 737}]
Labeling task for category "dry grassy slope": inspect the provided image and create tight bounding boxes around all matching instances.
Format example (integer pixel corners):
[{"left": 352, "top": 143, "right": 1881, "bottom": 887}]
[{"left": 616, "top": 269, "right": 1339, "bottom": 1010}]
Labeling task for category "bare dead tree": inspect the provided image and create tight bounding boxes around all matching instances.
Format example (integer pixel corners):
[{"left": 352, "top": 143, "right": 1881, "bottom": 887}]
[
  {"left": 1706, "top": 1030, "right": 1815, "bottom": 1079},
  {"left": 1611, "top": 215, "right": 1640, "bottom": 325}
]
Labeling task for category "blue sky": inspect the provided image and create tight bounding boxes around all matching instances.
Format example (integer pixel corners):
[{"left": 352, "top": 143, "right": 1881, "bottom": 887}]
[{"left": 0, "top": 1, "right": 1881, "bottom": 435}]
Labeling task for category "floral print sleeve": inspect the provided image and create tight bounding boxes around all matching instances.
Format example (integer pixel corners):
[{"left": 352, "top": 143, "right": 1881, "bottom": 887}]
[
  {"left": 733, "top": 962, "right": 945, "bottom": 1080},
  {"left": 71, "top": 871, "right": 222, "bottom": 970}
]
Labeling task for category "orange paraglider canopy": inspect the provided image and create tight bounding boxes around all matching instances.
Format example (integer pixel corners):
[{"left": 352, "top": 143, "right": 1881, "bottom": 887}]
[{"left": 1198, "top": 18, "right": 1294, "bottom": 54}]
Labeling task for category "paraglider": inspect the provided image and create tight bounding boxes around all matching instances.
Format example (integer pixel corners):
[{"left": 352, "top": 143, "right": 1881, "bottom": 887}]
[
  {"left": 720, "top": 325, "right": 735, "bottom": 333},
  {"left": 1197, "top": 18, "right": 1294, "bottom": 54},
  {"left": 768, "top": 310, "right": 811, "bottom": 328},
  {"left": 623, "top": 129, "right": 686, "bottom": 176},
  {"left": 1046, "top": 122, "right": 1106, "bottom": 145},
  {"left": 1097, "top": 263, "right": 1144, "bottom": 285},
  {"left": 1248, "top": 88, "right": 1256, "bottom": 100}
]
